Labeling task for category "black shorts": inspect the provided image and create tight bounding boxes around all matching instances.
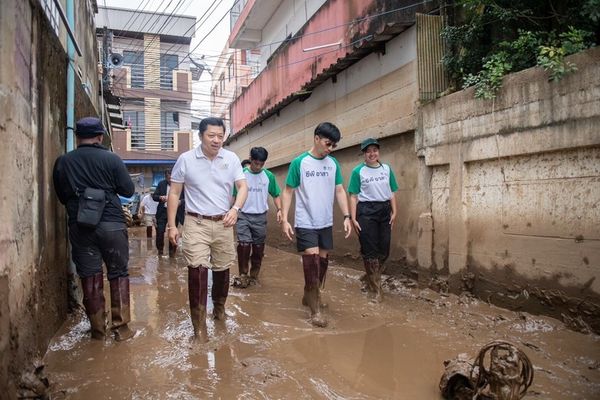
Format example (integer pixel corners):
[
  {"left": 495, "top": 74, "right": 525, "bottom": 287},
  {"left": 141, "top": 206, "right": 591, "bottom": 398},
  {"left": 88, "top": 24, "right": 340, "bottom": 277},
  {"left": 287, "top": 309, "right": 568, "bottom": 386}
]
[{"left": 295, "top": 226, "right": 333, "bottom": 252}]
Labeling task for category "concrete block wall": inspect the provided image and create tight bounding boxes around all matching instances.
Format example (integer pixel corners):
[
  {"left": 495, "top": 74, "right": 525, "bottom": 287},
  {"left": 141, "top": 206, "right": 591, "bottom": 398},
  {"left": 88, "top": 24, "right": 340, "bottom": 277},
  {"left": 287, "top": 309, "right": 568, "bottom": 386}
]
[
  {"left": 0, "top": 1, "right": 71, "bottom": 396},
  {"left": 420, "top": 47, "right": 600, "bottom": 332}
]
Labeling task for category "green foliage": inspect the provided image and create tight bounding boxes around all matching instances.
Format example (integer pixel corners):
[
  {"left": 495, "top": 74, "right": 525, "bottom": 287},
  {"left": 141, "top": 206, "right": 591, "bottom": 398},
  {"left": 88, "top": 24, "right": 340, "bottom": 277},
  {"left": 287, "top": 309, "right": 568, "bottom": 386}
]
[{"left": 442, "top": 0, "right": 599, "bottom": 99}]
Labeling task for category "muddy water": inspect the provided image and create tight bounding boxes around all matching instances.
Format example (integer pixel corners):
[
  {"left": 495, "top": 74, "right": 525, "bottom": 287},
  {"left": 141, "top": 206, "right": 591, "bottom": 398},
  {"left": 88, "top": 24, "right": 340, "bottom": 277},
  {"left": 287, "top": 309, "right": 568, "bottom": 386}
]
[{"left": 44, "top": 228, "right": 600, "bottom": 399}]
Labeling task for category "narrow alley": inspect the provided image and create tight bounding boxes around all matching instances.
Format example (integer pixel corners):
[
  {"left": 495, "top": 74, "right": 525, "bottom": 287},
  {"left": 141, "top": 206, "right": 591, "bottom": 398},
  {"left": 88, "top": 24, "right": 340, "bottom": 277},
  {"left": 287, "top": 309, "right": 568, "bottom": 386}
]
[{"left": 43, "top": 228, "right": 600, "bottom": 399}]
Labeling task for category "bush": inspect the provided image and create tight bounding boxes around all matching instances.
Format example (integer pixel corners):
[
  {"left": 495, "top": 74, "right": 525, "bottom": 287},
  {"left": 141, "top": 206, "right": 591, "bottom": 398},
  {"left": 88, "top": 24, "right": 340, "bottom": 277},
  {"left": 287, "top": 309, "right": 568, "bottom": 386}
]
[{"left": 442, "top": 0, "right": 599, "bottom": 99}]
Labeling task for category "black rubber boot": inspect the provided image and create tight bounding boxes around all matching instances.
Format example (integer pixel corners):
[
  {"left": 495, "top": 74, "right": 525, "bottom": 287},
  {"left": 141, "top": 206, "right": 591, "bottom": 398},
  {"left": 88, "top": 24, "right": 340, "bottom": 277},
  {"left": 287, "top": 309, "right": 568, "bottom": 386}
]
[
  {"left": 302, "top": 254, "right": 327, "bottom": 327},
  {"left": 109, "top": 277, "right": 135, "bottom": 341},
  {"left": 81, "top": 273, "right": 106, "bottom": 340},
  {"left": 188, "top": 266, "right": 208, "bottom": 339},
  {"left": 211, "top": 269, "right": 230, "bottom": 321}
]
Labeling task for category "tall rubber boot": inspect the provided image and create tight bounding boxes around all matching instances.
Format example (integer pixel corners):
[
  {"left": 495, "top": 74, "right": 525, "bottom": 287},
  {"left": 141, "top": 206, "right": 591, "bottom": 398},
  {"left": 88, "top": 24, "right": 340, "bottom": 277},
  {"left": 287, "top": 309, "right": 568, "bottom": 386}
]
[
  {"left": 234, "top": 242, "right": 251, "bottom": 288},
  {"left": 302, "top": 254, "right": 327, "bottom": 327},
  {"left": 249, "top": 243, "right": 265, "bottom": 282},
  {"left": 302, "top": 256, "right": 328, "bottom": 308},
  {"left": 81, "top": 273, "right": 106, "bottom": 340},
  {"left": 364, "top": 258, "right": 383, "bottom": 303},
  {"left": 188, "top": 266, "right": 208, "bottom": 339},
  {"left": 211, "top": 269, "right": 230, "bottom": 320},
  {"left": 146, "top": 226, "right": 152, "bottom": 238},
  {"left": 109, "top": 277, "right": 136, "bottom": 341}
]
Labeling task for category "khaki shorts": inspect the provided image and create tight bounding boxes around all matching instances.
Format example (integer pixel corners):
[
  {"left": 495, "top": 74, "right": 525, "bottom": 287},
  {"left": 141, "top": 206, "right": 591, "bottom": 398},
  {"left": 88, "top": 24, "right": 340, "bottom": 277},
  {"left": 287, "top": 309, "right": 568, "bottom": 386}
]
[
  {"left": 143, "top": 214, "right": 156, "bottom": 227},
  {"left": 182, "top": 215, "right": 235, "bottom": 271}
]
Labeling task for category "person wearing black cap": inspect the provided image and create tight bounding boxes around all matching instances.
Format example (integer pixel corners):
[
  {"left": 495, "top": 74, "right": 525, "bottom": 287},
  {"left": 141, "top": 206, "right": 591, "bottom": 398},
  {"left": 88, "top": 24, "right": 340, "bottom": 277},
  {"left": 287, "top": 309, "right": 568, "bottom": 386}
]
[
  {"left": 52, "top": 117, "right": 136, "bottom": 341},
  {"left": 347, "top": 138, "right": 398, "bottom": 302}
]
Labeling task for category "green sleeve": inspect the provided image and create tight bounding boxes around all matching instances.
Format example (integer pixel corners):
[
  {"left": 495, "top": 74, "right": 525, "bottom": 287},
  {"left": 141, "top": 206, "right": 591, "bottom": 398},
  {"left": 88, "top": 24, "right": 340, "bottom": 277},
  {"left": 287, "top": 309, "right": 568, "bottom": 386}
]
[
  {"left": 389, "top": 165, "right": 399, "bottom": 192},
  {"left": 332, "top": 156, "right": 343, "bottom": 185},
  {"left": 285, "top": 155, "right": 302, "bottom": 188},
  {"left": 265, "top": 169, "right": 281, "bottom": 197},
  {"left": 347, "top": 165, "right": 363, "bottom": 194}
]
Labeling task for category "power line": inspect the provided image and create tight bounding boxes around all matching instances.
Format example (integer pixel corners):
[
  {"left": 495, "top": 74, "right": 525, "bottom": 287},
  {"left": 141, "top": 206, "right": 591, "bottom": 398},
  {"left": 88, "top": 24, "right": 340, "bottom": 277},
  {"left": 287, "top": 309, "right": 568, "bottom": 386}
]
[
  {"left": 111, "top": 0, "right": 224, "bottom": 86},
  {"left": 144, "top": 0, "right": 437, "bottom": 86}
]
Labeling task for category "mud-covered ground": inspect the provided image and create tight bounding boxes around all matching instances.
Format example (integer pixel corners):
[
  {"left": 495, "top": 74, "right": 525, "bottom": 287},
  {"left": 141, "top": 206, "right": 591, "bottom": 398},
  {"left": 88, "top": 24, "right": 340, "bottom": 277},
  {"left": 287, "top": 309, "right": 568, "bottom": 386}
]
[{"left": 43, "top": 228, "right": 600, "bottom": 399}]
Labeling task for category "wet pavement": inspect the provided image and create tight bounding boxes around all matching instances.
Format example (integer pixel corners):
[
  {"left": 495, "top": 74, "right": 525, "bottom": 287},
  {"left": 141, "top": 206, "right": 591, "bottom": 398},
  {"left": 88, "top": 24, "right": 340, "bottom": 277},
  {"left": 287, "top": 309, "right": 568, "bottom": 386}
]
[{"left": 44, "top": 227, "right": 600, "bottom": 399}]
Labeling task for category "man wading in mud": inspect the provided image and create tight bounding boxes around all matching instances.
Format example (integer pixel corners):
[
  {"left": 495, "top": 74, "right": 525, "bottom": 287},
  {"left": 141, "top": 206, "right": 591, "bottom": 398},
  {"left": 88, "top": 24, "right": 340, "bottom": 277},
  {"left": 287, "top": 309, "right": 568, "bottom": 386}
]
[
  {"left": 281, "top": 122, "right": 352, "bottom": 327},
  {"left": 233, "top": 146, "right": 282, "bottom": 288},
  {"left": 167, "top": 117, "right": 248, "bottom": 339},
  {"left": 52, "top": 117, "right": 136, "bottom": 341}
]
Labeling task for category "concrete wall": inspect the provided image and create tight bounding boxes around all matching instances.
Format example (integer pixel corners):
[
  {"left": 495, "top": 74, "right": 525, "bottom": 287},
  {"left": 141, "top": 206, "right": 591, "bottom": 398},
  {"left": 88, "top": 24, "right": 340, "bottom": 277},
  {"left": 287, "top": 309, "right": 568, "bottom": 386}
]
[
  {"left": 420, "top": 47, "right": 600, "bottom": 332},
  {"left": 0, "top": 0, "right": 73, "bottom": 396}
]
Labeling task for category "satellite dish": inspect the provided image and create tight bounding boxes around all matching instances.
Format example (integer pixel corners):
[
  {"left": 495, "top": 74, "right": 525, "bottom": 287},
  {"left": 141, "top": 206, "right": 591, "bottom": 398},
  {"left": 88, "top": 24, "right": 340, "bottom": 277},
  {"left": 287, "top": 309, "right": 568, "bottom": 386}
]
[{"left": 108, "top": 53, "right": 123, "bottom": 68}]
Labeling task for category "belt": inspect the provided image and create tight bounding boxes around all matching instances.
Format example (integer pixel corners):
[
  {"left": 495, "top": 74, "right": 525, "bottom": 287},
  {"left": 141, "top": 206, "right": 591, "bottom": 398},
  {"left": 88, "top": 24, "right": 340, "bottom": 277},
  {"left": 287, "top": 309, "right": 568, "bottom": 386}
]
[{"left": 186, "top": 212, "right": 225, "bottom": 221}]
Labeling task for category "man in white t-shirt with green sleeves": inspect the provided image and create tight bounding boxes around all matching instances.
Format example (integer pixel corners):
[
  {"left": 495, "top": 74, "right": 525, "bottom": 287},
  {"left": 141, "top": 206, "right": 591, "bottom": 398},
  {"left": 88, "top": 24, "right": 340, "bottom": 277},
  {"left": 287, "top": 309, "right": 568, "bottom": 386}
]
[
  {"left": 281, "top": 122, "right": 352, "bottom": 327},
  {"left": 233, "top": 146, "right": 282, "bottom": 288}
]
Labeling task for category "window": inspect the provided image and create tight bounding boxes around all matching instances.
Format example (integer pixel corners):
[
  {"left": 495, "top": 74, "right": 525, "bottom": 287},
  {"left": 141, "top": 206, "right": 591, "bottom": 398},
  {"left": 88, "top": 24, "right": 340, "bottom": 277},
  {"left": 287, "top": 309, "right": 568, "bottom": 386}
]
[
  {"left": 123, "top": 51, "right": 144, "bottom": 88},
  {"left": 219, "top": 74, "right": 225, "bottom": 95},
  {"left": 160, "top": 111, "right": 179, "bottom": 151},
  {"left": 123, "top": 111, "right": 145, "bottom": 149},
  {"left": 227, "top": 58, "right": 233, "bottom": 81},
  {"left": 38, "top": 0, "right": 60, "bottom": 36},
  {"left": 160, "top": 54, "right": 178, "bottom": 90}
]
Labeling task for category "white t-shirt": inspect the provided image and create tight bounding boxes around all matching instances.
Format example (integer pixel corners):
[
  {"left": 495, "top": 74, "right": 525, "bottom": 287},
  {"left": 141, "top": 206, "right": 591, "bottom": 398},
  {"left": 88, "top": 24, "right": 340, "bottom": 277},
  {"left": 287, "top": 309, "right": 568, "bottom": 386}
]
[
  {"left": 171, "top": 146, "right": 246, "bottom": 215},
  {"left": 285, "top": 152, "right": 343, "bottom": 229},
  {"left": 141, "top": 193, "right": 158, "bottom": 215},
  {"left": 347, "top": 163, "right": 398, "bottom": 202},
  {"left": 235, "top": 168, "right": 281, "bottom": 214}
]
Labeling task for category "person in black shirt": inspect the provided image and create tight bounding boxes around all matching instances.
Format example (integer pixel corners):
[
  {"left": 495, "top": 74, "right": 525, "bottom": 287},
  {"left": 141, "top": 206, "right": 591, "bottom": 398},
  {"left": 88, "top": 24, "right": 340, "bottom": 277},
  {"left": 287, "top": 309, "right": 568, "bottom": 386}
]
[
  {"left": 153, "top": 170, "right": 185, "bottom": 257},
  {"left": 53, "top": 117, "right": 136, "bottom": 341}
]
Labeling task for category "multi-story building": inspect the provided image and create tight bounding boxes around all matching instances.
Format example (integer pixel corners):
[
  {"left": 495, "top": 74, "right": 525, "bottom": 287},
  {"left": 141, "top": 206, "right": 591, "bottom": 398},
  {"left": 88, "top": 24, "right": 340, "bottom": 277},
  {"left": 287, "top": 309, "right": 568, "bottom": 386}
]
[
  {"left": 210, "top": 43, "right": 260, "bottom": 136},
  {"left": 96, "top": 6, "right": 199, "bottom": 188}
]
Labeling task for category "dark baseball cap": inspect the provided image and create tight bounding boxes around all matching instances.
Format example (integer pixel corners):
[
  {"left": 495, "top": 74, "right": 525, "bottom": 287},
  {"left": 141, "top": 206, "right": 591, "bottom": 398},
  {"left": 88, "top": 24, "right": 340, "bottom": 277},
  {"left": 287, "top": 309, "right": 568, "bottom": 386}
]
[
  {"left": 360, "top": 138, "right": 380, "bottom": 152},
  {"left": 75, "top": 117, "right": 105, "bottom": 137}
]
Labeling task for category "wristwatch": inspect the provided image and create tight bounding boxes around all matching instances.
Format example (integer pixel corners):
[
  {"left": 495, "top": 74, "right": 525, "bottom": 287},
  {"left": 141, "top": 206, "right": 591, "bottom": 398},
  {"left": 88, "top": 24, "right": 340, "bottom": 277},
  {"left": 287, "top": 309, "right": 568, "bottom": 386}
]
[
  {"left": 232, "top": 205, "right": 241, "bottom": 212},
  {"left": 344, "top": 214, "right": 351, "bottom": 220}
]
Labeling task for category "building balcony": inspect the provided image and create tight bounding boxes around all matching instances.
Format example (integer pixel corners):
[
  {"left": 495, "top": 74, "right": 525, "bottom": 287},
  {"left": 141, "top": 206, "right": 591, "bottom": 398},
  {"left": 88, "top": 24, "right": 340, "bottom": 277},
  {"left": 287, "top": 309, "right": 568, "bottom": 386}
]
[
  {"left": 112, "top": 129, "right": 193, "bottom": 164},
  {"left": 228, "top": 0, "right": 438, "bottom": 135},
  {"left": 229, "top": 0, "right": 283, "bottom": 49},
  {"left": 111, "top": 67, "right": 193, "bottom": 102}
]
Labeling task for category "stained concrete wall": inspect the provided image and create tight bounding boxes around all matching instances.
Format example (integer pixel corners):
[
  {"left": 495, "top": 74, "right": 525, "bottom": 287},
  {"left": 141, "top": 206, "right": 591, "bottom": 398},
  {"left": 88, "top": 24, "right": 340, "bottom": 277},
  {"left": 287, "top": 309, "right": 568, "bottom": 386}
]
[
  {"left": 0, "top": 0, "right": 96, "bottom": 396},
  {"left": 419, "top": 47, "right": 600, "bottom": 332}
]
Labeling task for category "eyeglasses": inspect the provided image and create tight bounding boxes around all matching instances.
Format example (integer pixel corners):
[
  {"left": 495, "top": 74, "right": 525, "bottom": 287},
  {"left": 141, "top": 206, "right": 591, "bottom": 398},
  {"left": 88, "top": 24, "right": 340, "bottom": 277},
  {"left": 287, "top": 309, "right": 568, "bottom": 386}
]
[{"left": 318, "top": 137, "right": 338, "bottom": 149}]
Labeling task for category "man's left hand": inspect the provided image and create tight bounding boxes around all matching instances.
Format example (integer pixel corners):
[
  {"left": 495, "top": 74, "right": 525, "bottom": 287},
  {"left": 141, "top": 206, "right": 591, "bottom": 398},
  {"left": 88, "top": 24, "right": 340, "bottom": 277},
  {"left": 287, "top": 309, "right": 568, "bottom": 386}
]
[{"left": 223, "top": 208, "right": 238, "bottom": 227}]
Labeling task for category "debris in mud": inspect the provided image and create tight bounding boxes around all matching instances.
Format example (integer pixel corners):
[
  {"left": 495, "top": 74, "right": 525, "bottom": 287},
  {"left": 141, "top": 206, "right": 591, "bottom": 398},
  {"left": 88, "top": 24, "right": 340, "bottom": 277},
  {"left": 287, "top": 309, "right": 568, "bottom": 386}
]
[
  {"left": 18, "top": 359, "right": 50, "bottom": 400},
  {"left": 429, "top": 276, "right": 449, "bottom": 293},
  {"left": 561, "top": 312, "right": 592, "bottom": 334},
  {"left": 461, "top": 272, "right": 476, "bottom": 292},
  {"left": 440, "top": 341, "right": 534, "bottom": 400}
]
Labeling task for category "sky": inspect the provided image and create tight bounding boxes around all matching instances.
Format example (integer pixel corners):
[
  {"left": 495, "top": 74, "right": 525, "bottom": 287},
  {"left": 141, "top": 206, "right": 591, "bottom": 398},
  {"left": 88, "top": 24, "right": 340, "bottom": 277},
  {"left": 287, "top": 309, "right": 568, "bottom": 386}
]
[{"left": 101, "top": 0, "right": 236, "bottom": 121}]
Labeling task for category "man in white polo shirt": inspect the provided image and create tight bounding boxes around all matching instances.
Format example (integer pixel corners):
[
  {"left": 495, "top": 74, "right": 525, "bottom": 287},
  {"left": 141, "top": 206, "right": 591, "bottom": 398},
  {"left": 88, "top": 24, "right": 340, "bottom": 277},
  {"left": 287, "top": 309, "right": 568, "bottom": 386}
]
[
  {"left": 233, "top": 146, "right": 282, "bottom": 288},
  {"left": 281, "top": 122, "right": 352, "bottom": 327},
  {"left": 166, "top": 117, "right": 248, "bottom": 339}
]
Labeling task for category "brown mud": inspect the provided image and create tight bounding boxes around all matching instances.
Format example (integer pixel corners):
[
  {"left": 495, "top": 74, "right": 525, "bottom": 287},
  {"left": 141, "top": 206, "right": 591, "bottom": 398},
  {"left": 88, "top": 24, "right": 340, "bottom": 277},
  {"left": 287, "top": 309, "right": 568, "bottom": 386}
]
[{"left": 43, "top": 227, "right": 600, "bottom": 399}]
